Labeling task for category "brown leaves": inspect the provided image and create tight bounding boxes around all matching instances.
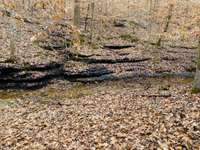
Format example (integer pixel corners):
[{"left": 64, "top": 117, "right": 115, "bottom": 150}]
[{"left": 0, "top": 78, "right": 200, "bottom": 149}]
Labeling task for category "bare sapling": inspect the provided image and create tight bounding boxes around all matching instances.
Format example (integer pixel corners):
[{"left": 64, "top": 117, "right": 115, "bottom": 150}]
[
  {"left": 84, "top": 3, "right": 90, "bottom": 31},
  {"left": 74, "top": 0, "right": 80, "bottom": 27},
  {"left": 89, "top": 1, "right": 95, "bottom": 44},
  {"left": 8, "top": 18, "right": 17, "bottom": 63},
  {"left": 156, "top": 4, "right": 174, "bottom": 48}
]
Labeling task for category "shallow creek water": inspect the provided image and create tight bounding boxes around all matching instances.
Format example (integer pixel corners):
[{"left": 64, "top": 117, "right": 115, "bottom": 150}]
[
  {"left": 0, "top": 77, "right": 193, "bottom": 109},
  {"left": 0, "top": 81, "right": 94, "bottom": 109}
]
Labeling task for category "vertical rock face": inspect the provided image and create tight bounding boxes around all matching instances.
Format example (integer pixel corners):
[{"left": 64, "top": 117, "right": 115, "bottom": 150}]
[{"left": 31, "top": 21, "right": 80, "bottom": 51}]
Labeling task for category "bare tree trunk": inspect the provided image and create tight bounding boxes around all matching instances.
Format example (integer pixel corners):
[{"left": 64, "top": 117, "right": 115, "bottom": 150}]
[
  {"left": 147, "top": 0, "right": 153, "bottom": 42},
  {"left": 8, "top": 18, "right": 17, "bottom": 62},
  {"left": 89, "top": 1, "right": 95, "bottom": 44},
  {"left": 74, "top": 0, "right": 80, "bottom": 28},
  {"left": 84, "top": 3, "right": 90, "bottom": 31},
  {"left": 147, "top": 0, "right": 161, "bottom": 65},
  {"left": 147, "top": 0, "right": 159, "bottom": 42},
  {"left": 23, "top": 0, "right": 30, "bottom": 11},
  {"left": 156, "top": 4, "right": 173, "bottom": 47},
  {"left": 192, "top": 38, "right": 200, "bottom": 93},
  {"left": 127, "top": 0, "right": 130, "bottom": 18},
  {"left": 72, "top": 0, "right": 81, "bottom": 53}
]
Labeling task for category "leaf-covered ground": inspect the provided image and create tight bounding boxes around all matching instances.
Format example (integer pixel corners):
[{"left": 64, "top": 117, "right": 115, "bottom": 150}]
[
  {"left": 0, "top": 8, "right": 200, "bottom": 150},
  {"left": 0, "top": 78, "right": 200, "bottom": 149}
]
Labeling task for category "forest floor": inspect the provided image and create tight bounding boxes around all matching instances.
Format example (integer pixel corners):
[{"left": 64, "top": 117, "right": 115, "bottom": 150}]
[
  {"left": 0, "top": 10, "right": 200, "bottom": 149},
  {"left": 0, "top": 78, "right": 200, "bottom": 149}
]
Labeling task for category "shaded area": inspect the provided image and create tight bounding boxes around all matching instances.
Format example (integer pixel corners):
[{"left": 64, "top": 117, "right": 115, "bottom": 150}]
[
  {"left": 0, "top": 62, "right": 113, "bottom": 89},
  {"left": 72, "top": 57, "right": 150, "bottom": 64},
  {"left": 73, "top": 71, "right": 195, "bottom": 83},
  {"left": 103, "top": 44, "right": 136, "bottom": 49},
  {"left": 0, "top": 58, "right": 195, "bottom": 89}
]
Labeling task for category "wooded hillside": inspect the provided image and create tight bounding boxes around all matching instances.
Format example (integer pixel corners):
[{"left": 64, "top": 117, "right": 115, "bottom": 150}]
[{"left": 0, "top": 0, "right": 200, "bottom": 149}]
